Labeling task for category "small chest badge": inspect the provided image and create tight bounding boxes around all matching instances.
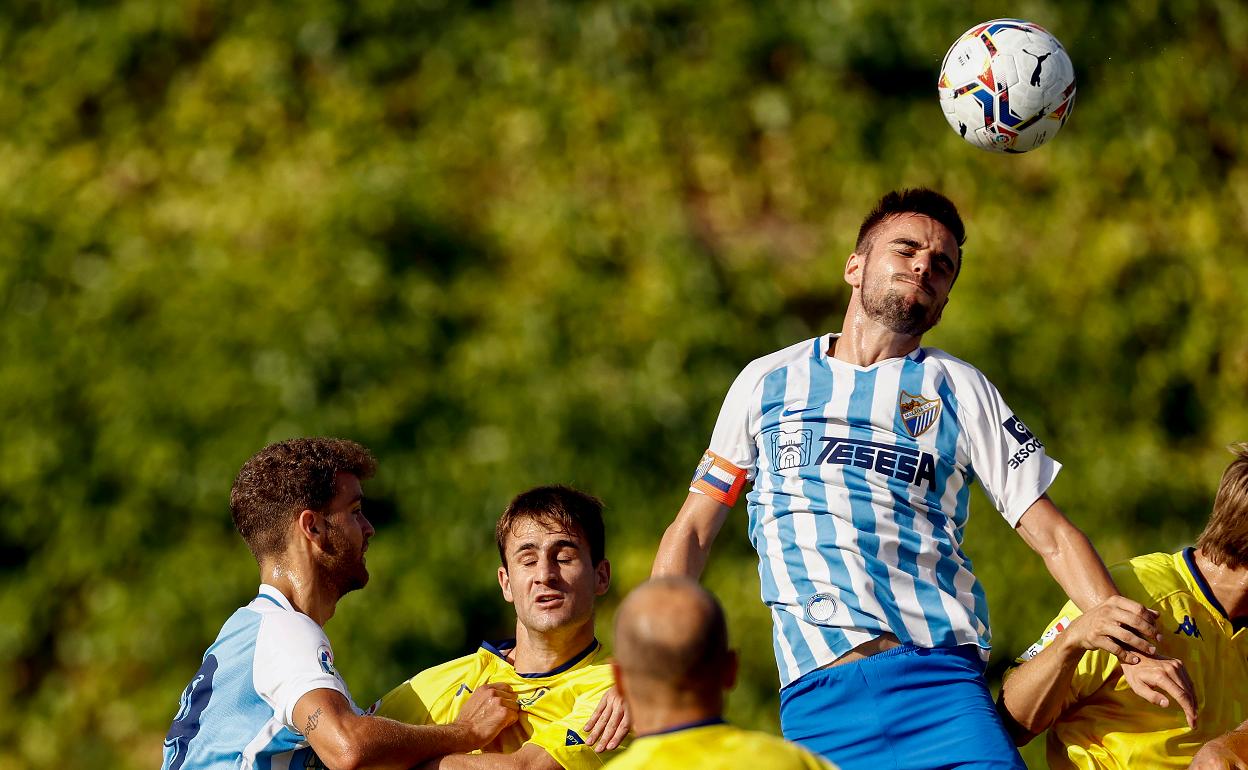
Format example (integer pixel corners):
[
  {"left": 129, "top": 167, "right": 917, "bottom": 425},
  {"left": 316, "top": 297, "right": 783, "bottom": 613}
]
[{"left": 899, "top": 391, "right": 941, "bottom": 437}]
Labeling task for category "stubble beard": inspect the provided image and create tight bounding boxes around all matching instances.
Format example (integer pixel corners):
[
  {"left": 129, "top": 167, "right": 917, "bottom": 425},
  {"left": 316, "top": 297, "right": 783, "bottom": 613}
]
[
  {"left": 862, "top": 276, "right": 942, "bottom": 337},
  {"left": 322, "top": 526, "right": 370, "bottom": 598}
]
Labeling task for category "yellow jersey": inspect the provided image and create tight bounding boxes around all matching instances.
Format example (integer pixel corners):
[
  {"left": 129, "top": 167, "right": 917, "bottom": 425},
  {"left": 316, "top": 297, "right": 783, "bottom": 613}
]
[
  {"left": 603, "top": 720, "right": 836, "bottom": 770},
  {"left": 1011, "top": 549, "right": 1248, "bottom": 769},
  {"left": 372, "top": 639, "right": 615, "bottom": 769}
]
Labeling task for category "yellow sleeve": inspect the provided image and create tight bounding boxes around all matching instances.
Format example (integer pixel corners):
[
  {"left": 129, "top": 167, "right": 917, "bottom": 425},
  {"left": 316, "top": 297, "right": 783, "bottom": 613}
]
[
  {"left": 525, "top": 678, "right": 614, "bottom": 769},
  {"left": 370, "top": 674, "right": 435, "bottom": 725}
]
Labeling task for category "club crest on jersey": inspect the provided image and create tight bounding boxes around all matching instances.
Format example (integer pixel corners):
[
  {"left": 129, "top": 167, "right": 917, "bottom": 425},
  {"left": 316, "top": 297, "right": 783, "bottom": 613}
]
[{"left": 899, "top": 391, "right": 941, "bottom": 437}]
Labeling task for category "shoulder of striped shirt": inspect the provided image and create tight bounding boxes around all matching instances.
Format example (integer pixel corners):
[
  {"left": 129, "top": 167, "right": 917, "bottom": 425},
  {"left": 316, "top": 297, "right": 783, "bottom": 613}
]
[{"left": 734, "top": 336, "right": 824, "bottom": 386}]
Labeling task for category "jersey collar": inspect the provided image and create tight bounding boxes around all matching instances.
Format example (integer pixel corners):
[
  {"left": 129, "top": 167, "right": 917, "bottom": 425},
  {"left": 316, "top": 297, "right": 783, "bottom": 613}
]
[
  {"left": 637, "top": 717, "right": 727, "bottom": 738},
  {"left": 1178, "top": 548, "right": 1245, "bottom": 632},
  {"left": 481, "top": 637, "right": 601, "bottom": 678},
  {"left": 255, "top": 583, "right": 295, "bottom": 611}
]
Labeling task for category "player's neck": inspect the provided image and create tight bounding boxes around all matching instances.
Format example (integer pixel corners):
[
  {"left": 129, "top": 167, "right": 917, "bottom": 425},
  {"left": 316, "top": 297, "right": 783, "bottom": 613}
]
[
  {"left": 833, "top": 304, "right": 923, "bottom": 366},
  {"left": 260, "top": 559, "right": 339, "bottom": 626},
  {"left": 1193, "top": 548, "right": 1248, "bottom": 621},
  {"left": 509, "top": 617, "right": 597, "bottom": 674},
  {"left": 632, "top": 699, "right": 724, "bottom": 737}
]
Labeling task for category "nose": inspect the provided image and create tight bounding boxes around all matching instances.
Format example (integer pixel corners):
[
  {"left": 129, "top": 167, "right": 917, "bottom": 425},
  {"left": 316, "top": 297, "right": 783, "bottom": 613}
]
[
  {"left": 911, "top": 251, "right": 932, "bottom": 277},
  {"left": 361, "top": 515, "right": 376, "bottom": 539}
]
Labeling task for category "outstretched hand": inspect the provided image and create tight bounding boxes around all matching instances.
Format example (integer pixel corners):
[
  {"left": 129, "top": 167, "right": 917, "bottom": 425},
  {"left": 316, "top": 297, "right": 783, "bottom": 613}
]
[
  {"left": 583, "top": 686, "right": 631, "bottom": 752},
  {"left": 1121, "top": 654, "right": 1198, "bottom": 728}
]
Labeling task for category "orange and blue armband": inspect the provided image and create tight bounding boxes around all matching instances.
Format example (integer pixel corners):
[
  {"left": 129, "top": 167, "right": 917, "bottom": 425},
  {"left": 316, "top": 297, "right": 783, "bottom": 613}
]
[{"left": 690, "top": 450, "right": 748, "bottom": 506}]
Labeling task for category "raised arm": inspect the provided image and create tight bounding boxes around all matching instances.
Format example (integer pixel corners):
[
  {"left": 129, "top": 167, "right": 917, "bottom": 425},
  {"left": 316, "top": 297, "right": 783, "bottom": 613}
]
[
  {"left": 293, "top": 683, "right": 518, "bottom": 770},
  {"left": 652, "top": 491, "right": 732, "bottom": 579},
  {"left": 1013, "top": 496, "right": 1197, "bottom": 728},
  {"left": 1015, "top": 495, "right": 1158, "bottom": 652},
  {"left": 999, "top": 596, "right": 1194, "bottom": 742}
]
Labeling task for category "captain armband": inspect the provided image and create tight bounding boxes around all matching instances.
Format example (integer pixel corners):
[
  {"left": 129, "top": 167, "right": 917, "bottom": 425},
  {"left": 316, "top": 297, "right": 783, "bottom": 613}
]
[{"left": 690, "top": 450, "right": 748, "bottom": 507}]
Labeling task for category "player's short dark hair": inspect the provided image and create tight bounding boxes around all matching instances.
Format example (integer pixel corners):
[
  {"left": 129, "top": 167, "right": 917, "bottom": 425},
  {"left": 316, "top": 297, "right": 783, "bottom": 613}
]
[
  {"left": 1197, "top": 444, "right": 1248, "bottom": 569},
  {"left": 855, "top": 188, "right": 967, "bottom": 274},
  {"left": 495, "top": 485, "right": 606, "bottom": 567},
  {"left": 230, "top": 438, "right": 377, "bottom": 560}
]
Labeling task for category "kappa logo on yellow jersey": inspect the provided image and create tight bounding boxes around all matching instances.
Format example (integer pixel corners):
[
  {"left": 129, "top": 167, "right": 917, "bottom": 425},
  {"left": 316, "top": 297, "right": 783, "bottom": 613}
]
[
  {"left": 517, "top": 687, "right": 549, "bottom": 708},
  {"left": 1175, "top": 615, "right": 1203, "bottom": 639}
]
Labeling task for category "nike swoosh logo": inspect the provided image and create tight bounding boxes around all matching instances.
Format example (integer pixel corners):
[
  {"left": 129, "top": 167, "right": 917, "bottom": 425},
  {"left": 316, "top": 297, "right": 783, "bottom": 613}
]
[{"left": 782, "top": 407, "right": 820, "bottom": 417}]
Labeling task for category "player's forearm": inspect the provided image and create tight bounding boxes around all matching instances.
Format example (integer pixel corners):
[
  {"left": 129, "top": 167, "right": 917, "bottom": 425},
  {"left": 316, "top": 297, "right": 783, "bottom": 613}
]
[
  {"left": 1038, "top": 520, "right": 1118, "bottom": 611},
  {"left": 999, "top": 635, "right": 1085, "bottom": 740},
  {"left": 321, "top": 717, "right": 480, "bottom": 770},
  {"left": 652, "top": 493, "right": 729, "bottom": 579},
  {"left": 652, "top": 520, "right": 711, "bottom": 578},
  {"left": 421, "top": 744, "right": 559, "bottom": 770}
]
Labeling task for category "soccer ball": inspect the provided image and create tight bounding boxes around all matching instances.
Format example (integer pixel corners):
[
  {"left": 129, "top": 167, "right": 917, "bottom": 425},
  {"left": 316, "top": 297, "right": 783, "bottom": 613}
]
[{"left": 938, "top": 19, "right": 1076, "bottom": 153}]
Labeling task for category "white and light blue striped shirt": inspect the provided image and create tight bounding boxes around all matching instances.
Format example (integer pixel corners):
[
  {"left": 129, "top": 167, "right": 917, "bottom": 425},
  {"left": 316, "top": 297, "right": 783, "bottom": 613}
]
[
  {"left": 161, "top": 585, "right": 357, "bottom": 770},
  {"left": 700, "top": 334, "right": 1059, "bottom": 687}
]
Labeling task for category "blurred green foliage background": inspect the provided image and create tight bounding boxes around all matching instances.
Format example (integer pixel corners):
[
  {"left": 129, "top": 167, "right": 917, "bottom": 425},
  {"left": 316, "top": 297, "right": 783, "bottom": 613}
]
[{"left": 1, "top": 0, "right": 1246, "bottom": 767}]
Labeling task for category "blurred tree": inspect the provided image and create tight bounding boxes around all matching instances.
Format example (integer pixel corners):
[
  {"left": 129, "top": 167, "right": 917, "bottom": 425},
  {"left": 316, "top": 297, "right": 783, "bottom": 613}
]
[{"left": 0, "top": 1, "right": 1246, "bottom": 767}]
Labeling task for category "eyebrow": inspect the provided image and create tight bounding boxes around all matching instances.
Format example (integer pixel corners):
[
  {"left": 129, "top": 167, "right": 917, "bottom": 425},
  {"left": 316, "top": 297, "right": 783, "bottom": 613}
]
[
  {"left": 511, "top": 538, "right": 582, "bottom": 556},
  {"left": 891, "top": 237, "right": 954, "bottom": 266}
]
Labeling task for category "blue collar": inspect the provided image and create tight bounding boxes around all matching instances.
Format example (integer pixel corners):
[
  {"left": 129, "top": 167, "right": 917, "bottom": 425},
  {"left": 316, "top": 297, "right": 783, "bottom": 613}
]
[
  {"left": 639, "top": 717, "right": 726, "bottom": 738},
  {"left": 1182, "top": 548, "right": 1246, "bottom": 632},
  {"left": 481, "top": 637, "right": 600, "bottom": 678}
]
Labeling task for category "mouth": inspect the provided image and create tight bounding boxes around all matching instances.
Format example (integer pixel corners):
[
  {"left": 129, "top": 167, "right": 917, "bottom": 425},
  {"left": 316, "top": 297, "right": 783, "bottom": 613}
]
[
  {"left": 534, "top": 593, "right": 565, "bottom": 607},
  {"left": 894, "top": 277, "right": 933, "bottom": 296}
]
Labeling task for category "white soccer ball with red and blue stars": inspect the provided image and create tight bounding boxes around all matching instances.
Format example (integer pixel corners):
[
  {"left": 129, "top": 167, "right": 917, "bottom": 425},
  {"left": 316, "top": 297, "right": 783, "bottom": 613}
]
[{"left": 938, "top": 19, "right": 1076, "bottom": 153}]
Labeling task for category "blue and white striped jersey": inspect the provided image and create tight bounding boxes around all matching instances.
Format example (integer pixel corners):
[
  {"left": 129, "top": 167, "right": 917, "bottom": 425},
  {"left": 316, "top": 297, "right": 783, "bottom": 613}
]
[
  {"left": 693, "top": 334, "right": 1059, "bottom": 687},
  {"left": 161, "top": 585, "right": 357, "bottom": 770}
]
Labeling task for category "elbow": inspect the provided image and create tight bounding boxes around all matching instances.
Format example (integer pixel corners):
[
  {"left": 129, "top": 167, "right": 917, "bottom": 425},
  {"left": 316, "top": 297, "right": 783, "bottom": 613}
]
[{"left": 315, "top": 733, "right": 366, "bottom": 770}]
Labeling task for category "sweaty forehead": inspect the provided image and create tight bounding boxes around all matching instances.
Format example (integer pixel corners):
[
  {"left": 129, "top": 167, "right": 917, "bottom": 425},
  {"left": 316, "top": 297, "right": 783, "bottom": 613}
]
[
  {"left": 505, "top": 517, "right": 585, "bottom": 551},
  {"left": 877, "top": 213, "right": 957, "bottom": 249}
]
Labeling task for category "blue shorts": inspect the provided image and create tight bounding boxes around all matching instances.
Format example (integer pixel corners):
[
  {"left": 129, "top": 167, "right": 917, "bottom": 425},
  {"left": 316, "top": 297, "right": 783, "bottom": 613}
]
[{"left": 779, "top": 644, "right": 1024, "bottom": 770}]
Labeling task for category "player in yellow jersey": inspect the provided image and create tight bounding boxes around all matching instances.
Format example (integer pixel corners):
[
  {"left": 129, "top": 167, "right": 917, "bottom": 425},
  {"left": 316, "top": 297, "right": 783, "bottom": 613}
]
[
  {"left": 606, "top": 577, "right": 835, "bottom": 770},
  {"left": 373, "top": 486, "right": 628, "bottom": 769},
  {"left": 1000, "top": 445, "right": 1248, "bottom": 769}
]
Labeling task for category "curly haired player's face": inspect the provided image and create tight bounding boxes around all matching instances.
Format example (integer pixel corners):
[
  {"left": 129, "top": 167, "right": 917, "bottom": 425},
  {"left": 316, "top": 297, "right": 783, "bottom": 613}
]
[
  {"left": 498, "top": 518, "right": 609, "bottom": 635},
  {"left": 850, "top": 213, "right": 960, "bottom": 337}
]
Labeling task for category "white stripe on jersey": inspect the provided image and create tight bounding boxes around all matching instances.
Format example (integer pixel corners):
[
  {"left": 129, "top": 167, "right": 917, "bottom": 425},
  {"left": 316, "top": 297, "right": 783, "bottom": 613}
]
[{"left": 705, "top": 335, "right": 1060, "bottom": 686}]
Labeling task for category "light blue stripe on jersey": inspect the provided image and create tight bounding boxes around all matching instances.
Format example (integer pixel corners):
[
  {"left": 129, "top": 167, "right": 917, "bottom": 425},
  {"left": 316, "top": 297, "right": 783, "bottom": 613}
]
[
  {"left": 752, "top": 364, "right": 813, "bottom": 673},
  {"left": 797, "top": 344, "right": 853, "bottom": 655},
  {"left": 843, "top": 369, "right": 913, "bottom": 637},
  {"left": 874, "top": 362, "right": 946, "bottom": 645}
]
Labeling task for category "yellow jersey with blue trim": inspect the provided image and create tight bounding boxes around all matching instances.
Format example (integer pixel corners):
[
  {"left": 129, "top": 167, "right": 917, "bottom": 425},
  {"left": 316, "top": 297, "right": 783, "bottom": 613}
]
[
  {"left": 372, "top": 638, "right": 615, "bottom": 769},
  {"left": 1009, "top": 549, "right": 1248, "bottom": 769},
  {"left": 603, "top": 720, "right": 836, "bottom": 770}
]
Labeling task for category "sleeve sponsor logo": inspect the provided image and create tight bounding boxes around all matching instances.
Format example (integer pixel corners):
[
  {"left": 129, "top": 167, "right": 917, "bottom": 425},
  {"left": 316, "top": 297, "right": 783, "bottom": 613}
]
[
  {"left": 565, "top": 730, "right": 586, "bottom": 746},
  {"left": 317, "top": 644, "right": 338, "bottom": 677},
  {"left": 1002, "top": 416, "right": 1045, "bottom": 469},
  {"left": 1018, "top": 616, "right": 1070, "bottom": 662}
]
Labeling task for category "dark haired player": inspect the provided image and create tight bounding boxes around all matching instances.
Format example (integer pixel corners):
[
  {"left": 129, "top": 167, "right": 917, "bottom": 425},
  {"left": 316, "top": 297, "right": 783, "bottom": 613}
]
[
  {"left": 374, "top": 485, "right": 625, "bottom": 769},
  {"left": 653, "top": 189, "right": 1176, "bottom": 769},
  {"left": 161, "top": 438, "right": 518, "bottom": 770}
]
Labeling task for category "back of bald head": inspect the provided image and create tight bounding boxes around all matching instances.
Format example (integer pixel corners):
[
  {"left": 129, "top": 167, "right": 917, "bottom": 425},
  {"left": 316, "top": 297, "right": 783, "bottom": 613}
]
[{"left": 614, "top": 577, "right": 731, "bottom": 692}]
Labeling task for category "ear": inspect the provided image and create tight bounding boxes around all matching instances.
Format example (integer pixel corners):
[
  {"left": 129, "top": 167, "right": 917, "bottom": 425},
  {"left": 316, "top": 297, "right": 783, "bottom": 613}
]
[
  {"left": 610, "top": 661, "right": 628, "bottom": 703},
  {"left": 498, "top": 564, "right": 515, "bottom": 604},
  {"left": 844, "top": 251, "right": 865, "bottom": 289},
  {"left": 594, "top": 559, "right": 611, "bottom": 597},
  {"left": 296, "top": 509, "right": 322, "bottom": 547},
  {"left": 723, "top": 649, "right": 739, "bottom": 692}
]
